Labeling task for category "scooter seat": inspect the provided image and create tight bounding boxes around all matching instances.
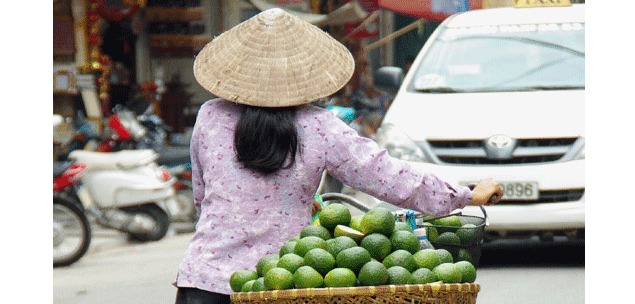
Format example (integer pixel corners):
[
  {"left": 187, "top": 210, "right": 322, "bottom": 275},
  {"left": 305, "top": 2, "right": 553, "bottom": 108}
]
[
  {"left": 157, "top": 146, "right": 191, "bottom": 166},
  {"left": 68, "top": 149, "right": 158, "bottom": 170}
]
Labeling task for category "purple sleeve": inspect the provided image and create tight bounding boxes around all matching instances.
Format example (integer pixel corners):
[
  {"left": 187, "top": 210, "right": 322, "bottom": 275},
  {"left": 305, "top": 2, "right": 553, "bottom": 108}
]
[
  {"left": 189, "top": 106, "right": 206, "bottom": 214},
  {"left": 322, "top": 114, "right": 472, "bottom": 216}
]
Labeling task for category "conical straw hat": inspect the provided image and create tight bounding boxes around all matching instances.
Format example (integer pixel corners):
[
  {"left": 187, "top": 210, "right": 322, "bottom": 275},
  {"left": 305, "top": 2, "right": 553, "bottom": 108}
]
[{"left": 193, "top": 8, "right": 355, "bottom": 107}]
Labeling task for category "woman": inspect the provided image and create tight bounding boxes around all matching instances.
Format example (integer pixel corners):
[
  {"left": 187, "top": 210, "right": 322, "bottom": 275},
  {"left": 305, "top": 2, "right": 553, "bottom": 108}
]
[{"left": 173, "top": 8, "right": 502, "bottom": 304}]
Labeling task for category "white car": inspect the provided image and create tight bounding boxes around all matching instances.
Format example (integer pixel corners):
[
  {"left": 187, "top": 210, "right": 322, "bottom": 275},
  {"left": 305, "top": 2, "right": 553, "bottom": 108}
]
[{"left": 344, "top": 2, "right": 585, "bottom": 241}]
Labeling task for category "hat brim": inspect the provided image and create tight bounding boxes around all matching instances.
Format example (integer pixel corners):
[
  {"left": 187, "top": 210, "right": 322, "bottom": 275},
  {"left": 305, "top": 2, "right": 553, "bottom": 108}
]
[{"left": 193, "top": 8, "right": 355, "bottom": 107}]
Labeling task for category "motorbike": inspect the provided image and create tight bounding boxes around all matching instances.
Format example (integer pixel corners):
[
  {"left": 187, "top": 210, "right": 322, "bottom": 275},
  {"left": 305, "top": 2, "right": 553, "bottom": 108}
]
[
  {"left": 99, "top": 103, "right": 152, "bottom": 152},
  {"left": 110, "top": 101, "right": 198, "bottom": 224},
  {"left": 57, "top": 102, "right": 161, "bottom": 157},
  {"left": 53, "top": 161, "right": 91, "bottom": 267},
  {"left": 56, "top": 101, "right": 198, "bottom": 225},
  {"left": 68, "top": 149, "right": 178, "bottom": 242}
]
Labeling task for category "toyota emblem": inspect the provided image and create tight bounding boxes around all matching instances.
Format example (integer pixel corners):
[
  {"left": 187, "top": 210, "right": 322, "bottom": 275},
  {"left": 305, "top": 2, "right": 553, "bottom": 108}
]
[{"left": 487, "top": 134, "right": 513, "bottom": 149}]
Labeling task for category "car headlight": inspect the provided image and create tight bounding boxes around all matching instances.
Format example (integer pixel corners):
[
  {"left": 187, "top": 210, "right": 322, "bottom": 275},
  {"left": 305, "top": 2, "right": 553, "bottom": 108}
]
[{"left": 376, "top": 123, "right": 428, "bottom": 162}]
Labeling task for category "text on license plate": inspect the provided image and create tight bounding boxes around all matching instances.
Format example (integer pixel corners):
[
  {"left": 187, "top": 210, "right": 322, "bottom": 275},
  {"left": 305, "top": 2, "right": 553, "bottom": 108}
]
[{"left": 499, "top": 182, "right": 539, "bottom": 200}]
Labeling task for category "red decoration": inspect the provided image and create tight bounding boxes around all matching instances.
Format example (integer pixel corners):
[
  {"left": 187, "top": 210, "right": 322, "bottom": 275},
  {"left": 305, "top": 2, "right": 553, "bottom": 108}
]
[
  {"left": 96, "top": 0, "right": 139, "bottom": 22},
  {"left": 139, "top": 81, "right": 158, "bottom": 93},
  {"left": 88, "top": 34, "right": 101, "bottom": 45},
  {"left": 88, "top": 12, "right": 100, "bottom": 22},
  {"left": 99, "top": 55, "right": 111, "bottom": 66}
]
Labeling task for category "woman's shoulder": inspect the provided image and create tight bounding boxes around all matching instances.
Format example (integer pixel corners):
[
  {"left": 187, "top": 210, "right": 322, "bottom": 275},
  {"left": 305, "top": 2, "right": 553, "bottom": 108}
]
[
  {"left": 200, "top": 98, "right": 239, "bottom": 110},
  {"left": 197, "top": 98, "right": 242, "bottom": 118},
  {"left": 297, "top": 104, "right": 335, "bottom": 121},
  {"left": 296, "top": 104, "right": 349, "bottom": 136}
]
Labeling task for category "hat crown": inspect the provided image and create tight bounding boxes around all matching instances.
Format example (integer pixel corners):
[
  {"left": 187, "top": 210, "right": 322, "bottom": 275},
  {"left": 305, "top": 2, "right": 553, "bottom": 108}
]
[
  {"left": 193, "top": 8, "right": 355, "bottom": 107},
  {"left": 256, "top": 8, "right": 288, "bottom": 35},
  {"left": 261, "top": 8, "right": 285, "bottom": 24}
]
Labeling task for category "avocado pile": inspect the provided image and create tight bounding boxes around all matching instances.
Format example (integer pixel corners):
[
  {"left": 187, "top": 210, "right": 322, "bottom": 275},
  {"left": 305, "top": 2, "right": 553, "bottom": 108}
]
[{"left": 230, "top": 205, "right": 479, "bottom": 292}]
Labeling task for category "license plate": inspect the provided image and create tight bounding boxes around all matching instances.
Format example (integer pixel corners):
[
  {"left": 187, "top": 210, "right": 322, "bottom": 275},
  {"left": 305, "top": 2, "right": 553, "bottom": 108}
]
[
  {"left": 461, "top": 181, "right": 539, "bottom": 201},
  {"left": 499, "top": 182, "right": 539, "bottom": 200}
]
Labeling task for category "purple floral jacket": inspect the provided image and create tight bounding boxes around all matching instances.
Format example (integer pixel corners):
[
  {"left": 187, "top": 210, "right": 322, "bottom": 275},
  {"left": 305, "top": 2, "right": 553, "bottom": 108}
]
[{"left": 174, "top": 99, "right": 472, "bottom": 294}]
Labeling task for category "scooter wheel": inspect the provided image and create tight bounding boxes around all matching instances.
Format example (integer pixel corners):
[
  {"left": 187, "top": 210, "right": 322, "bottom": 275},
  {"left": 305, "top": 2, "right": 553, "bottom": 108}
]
[
  {"left": 53, "top": 197, "right": 92, "bottom": 267},
  {"left": 121, "top": 204, "right": 170, "bottom": 242}
]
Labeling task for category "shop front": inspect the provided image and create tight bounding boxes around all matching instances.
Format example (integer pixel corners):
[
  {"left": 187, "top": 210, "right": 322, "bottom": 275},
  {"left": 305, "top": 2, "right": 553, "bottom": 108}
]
[
  {"left": 54, "top": 0, "right": 473, "bottom": 159},
  {"left": 53, "top": 1, "right": 375, "bottom": 154}
]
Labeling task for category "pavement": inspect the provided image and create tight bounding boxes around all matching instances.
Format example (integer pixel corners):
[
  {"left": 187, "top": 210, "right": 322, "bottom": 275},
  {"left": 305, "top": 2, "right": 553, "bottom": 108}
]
[
  {"left": 54, "top": 224, "right": 196, "bottom": 304},
  {"left": 87, "top": 220, "right": 195, "bottom": 255}
]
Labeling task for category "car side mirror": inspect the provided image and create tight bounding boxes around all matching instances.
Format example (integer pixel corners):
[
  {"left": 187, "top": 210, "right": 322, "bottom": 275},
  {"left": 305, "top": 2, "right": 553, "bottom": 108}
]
[{"left": 374, "top": 66, "right": 404, "bottom": 94}]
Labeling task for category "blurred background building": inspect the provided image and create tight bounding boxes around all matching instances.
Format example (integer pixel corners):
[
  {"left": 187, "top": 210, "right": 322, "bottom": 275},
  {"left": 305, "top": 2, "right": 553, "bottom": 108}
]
[{"left": 52, "top": 0, "right": 585, "bottom": 156}]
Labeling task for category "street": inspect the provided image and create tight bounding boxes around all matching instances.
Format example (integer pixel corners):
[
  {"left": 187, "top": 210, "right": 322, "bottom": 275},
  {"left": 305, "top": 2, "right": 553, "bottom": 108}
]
[
  {"left": 52, "top": 227, "right": 585, "bottom": 304},
  {"left": 477, "top": 239, "right": 585, "bottom": 304},
  {"left": 53, "top": 228, "right": 187, "bottom": 304}
]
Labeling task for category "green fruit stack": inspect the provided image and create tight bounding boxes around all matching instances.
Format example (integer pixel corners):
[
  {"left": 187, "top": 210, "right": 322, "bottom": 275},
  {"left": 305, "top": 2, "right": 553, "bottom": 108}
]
[
  {"left": 423, "top": 215, "right": 484, "bottom": 266},
  {"left": 230, "top": 206, "right": 480, "bottom": 293}
]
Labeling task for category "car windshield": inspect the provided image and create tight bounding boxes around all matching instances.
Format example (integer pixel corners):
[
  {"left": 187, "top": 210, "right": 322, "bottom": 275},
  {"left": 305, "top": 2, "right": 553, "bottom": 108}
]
[{"left": 410, "top": 22, "right": 585, "bottom": 93}]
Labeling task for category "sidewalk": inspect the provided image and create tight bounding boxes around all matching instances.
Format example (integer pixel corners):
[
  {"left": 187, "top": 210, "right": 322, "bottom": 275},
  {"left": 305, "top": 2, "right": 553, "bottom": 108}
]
[
  {"left": 86, "top": 220, "right": 195, "bottom": 257},
  {"left": 54, "top": 229, "right": 194, "bottom": 304}
]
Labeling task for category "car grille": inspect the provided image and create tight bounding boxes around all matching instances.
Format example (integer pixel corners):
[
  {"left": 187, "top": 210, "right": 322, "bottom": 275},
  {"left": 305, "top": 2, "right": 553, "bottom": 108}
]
[
  {"left": 499, "top": 188, "right": 585, "bottom": 204},
  {"left": 427, "top": 137, "right": 580, "bottom": 165}
]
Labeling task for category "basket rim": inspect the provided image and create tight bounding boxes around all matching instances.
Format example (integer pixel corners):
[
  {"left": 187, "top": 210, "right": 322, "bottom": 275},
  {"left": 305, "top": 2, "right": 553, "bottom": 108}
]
[{"left": 230, "top": 283, "right": 480, "bottom": 301}]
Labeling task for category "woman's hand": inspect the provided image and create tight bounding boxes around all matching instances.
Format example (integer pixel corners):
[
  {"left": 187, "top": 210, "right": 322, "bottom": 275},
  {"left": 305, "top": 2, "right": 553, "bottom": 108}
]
[{"left": 470, "top": 178, "right": 504, "bottom": 206}]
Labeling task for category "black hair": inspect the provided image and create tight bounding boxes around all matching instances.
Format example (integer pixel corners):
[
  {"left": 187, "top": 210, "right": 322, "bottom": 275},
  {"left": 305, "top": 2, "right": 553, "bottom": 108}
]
[{"left": 234, "top": 106, "right": 299, "bottom": 174}]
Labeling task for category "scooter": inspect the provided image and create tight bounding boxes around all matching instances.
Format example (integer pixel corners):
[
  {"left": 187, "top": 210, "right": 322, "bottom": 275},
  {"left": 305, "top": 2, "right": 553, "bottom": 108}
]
[
  {"left": 101, "top": 104, "right": 150, "bottom": 152},
  {"left": 112, "top": 102, "right": 198, "bottom": 224},
  {"left": 56, "top": 97, "right": 197, "bottom": 226},
  {"left": 110, "top": 100, "right": 197, "bottom": 224},
  {"left": 54, "top": 108, "right": 145, "bottom": 158},
  {"left": 106, "top": 99, "right": 171, "bottom": 151},
  {"left": 68, "top": 149, "right": 179, "bottom": 242},
  {"left": 53, "top": 161, "right": 91, "bottom": 267}
]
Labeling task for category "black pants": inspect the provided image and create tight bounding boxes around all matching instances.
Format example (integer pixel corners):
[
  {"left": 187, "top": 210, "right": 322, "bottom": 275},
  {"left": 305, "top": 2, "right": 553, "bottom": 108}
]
[{"left": 174, "top": 287, "right": 230, "bottom": 304}]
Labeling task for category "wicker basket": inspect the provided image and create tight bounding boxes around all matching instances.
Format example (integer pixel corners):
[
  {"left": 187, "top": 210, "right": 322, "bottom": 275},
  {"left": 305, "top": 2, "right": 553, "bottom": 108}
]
[{"left": 231, "top": 283, "right": 480, "bottom": 304}]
